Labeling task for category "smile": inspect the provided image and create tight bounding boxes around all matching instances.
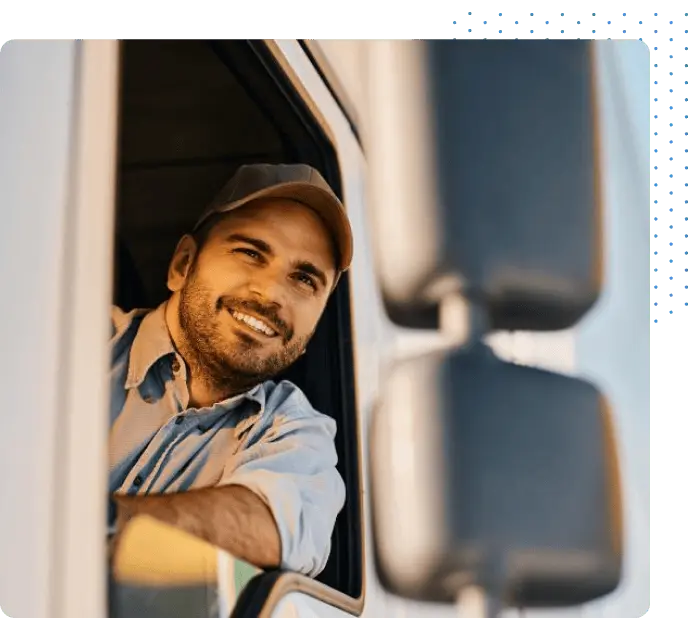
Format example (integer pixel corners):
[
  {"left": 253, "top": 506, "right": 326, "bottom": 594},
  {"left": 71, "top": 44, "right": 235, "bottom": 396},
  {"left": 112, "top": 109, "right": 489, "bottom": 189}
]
[{"left": 229, "top": 310, "right": 278, "bottom": 337}]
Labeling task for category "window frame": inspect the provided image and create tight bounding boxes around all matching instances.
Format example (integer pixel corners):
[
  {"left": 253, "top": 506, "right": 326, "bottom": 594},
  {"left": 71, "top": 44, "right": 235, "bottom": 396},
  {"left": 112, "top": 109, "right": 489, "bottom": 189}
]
[{"left": 297, "top": 40, "right": 364, "bottom": 149}]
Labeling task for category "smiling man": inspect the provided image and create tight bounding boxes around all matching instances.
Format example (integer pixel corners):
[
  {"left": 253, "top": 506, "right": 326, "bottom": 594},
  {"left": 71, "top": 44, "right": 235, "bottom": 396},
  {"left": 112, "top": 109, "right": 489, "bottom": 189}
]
[{"left": 108, "top": 164, "right": 353, "bottom": 577}]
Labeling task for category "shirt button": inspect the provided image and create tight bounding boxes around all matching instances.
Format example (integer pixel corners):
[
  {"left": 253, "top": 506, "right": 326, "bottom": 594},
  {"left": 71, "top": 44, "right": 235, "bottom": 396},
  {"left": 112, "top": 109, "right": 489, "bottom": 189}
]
[
  {"left": 175, "top": 416, "right": 184, "bottom": 425},
  {"left": 171, "top": 357, "right": 181, "bottom": 373},
  {"left": 133, "top": 475, "right": 143, "bottom": 487},
  {"left": 143, "top": 395, "right": 155, "bottom": 404}
]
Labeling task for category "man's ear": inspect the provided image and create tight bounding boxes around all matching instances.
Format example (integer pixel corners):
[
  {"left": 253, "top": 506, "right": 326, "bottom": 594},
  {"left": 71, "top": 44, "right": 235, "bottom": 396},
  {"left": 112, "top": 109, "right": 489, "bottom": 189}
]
[{"left": 167, "top": 235, "right": 199, "bottom": 293}]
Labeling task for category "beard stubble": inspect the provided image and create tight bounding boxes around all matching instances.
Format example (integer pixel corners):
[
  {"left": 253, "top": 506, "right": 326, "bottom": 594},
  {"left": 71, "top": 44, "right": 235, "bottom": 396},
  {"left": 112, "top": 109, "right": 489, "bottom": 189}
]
[{"left": 176, "top": 268, "right": 311, "bottom": 398}]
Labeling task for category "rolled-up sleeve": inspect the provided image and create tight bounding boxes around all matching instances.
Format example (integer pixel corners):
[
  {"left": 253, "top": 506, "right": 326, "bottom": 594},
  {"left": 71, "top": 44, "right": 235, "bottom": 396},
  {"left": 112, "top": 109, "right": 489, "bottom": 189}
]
[{"left": 218, "top": 398, "right": 346, "bottom": 577}]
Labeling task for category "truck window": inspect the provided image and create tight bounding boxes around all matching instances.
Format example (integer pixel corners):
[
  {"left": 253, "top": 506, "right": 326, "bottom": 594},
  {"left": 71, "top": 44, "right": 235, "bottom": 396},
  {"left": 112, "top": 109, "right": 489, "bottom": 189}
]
[{"left": 110, "top": 39, "right": 363, "bottom": 616}]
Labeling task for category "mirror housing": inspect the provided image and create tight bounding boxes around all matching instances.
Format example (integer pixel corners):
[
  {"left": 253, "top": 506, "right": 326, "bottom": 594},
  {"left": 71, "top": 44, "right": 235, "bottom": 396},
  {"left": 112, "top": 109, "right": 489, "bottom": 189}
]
[
  {"left": 367, "top": 40, "right": 602, "bottom": 330},
  {"left": 370, "top": 345, "right": 622, "bottom": 606}
]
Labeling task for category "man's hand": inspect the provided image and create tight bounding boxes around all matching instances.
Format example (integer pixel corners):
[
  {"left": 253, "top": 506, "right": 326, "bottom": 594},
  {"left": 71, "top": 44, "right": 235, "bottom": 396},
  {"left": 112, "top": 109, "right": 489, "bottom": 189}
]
[{"left": 109, "top": 486, "right": 282, "bottom": 569}]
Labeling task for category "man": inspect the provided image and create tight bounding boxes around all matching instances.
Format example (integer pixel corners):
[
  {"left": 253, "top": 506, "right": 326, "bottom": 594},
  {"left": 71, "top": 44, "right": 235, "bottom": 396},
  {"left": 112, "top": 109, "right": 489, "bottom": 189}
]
[{"left": 108, "top": 163, "right": 353, "bottom": 578}]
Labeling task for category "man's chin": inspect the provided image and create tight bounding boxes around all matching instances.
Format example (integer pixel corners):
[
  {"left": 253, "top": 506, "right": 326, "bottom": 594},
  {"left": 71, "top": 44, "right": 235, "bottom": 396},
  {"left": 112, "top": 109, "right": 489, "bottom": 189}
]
[{"left": 214, "top": 346, "right": 277, "bottom": 375}]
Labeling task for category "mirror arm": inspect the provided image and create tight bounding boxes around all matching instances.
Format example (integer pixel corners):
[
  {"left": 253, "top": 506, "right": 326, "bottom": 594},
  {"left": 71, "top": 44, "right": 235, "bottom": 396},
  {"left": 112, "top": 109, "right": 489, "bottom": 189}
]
[
  {"left": 439, "top": 292, "right": 490, "bottom": 349},
  {"left": 448, "top": 554, "right": 506, "bottom": 618},
  {"left": 456, "top": 585, "right": 503, "bottom": 618}
]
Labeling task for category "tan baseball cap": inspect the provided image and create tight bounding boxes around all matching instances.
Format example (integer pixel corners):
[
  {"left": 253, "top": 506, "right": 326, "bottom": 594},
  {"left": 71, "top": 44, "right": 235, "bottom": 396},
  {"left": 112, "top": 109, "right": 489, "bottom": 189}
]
[{"left": 194, "top": 163, "right": 353, "bottom": 274}]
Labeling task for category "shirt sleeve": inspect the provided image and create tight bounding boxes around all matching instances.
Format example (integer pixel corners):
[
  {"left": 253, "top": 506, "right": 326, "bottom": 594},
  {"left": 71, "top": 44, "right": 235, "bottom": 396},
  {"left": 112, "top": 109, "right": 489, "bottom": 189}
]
[{"left": 218, "top": 387, "right": 346, "bottom": 578}]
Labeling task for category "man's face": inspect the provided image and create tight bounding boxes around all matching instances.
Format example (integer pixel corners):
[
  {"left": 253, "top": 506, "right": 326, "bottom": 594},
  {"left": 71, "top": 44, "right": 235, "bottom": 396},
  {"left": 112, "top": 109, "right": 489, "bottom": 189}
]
[{"left": 167, "top": 198, "right": 337, "bottom": 390}]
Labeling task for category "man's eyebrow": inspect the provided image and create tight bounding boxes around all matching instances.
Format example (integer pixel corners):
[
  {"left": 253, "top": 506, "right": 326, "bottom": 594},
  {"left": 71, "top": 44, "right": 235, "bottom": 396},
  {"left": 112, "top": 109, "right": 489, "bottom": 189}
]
[
  {"left": 226, "top": 233, "right": 329, "bottom": 288},
  {"left": 294, "top": 261, "right": 328, "bottom": 289},
  {"left": 225, "top": 234, "right": 273, "bottom": 255}
]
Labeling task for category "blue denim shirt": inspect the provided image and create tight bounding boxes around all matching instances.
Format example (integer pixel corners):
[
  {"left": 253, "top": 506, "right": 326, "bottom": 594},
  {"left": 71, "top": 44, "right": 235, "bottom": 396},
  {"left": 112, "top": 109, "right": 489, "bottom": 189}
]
[{"left": 109, "top": 303, "right": 345, "bottom": 577}]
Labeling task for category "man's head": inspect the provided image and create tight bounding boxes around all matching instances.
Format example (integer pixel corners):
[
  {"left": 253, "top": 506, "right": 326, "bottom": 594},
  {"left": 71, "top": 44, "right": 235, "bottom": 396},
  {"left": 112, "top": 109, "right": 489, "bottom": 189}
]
[{"left": 164, "top": 164, "right": 352, "bottom": 396}]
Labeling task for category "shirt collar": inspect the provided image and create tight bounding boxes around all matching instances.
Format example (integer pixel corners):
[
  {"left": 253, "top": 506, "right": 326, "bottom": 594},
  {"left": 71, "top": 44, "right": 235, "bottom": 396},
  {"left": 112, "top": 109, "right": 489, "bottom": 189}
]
[
  {"left": 124, "top": 301, "right": 267, "bottom": 413},
  {"left": 125, "top": 302, "right": 176, "bottom": 390}
]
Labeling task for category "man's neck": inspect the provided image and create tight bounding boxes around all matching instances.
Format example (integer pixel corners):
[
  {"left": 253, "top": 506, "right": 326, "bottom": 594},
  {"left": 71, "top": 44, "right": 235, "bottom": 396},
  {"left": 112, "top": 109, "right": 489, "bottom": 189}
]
[
  {"left": 173, "top": 339, "right": 251, "bottom": 409},
  {"left": 163, "top": 300, "right": 252, "bottom": 409},
  {"left": 185, "top": 373, "right": 232, "bottom": 409}
]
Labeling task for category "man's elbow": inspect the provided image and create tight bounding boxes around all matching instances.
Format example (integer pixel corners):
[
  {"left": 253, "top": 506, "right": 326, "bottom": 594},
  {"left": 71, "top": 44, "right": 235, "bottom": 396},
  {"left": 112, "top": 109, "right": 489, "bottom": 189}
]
[
  {"left": 252, "top": 494, "right": 282, "bottom": 569},
  {"left": 226, "top": 484, "right": 282, "bottom": 569},
  {"left": 260, "top": 528, "right": 282, "bottom": 569}
]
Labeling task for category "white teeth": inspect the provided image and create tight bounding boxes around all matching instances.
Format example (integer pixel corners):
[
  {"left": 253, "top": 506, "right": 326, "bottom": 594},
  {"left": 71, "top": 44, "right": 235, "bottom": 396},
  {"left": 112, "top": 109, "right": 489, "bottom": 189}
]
[{"left": 231, "top": 311, "right": 276, "bottom": 337}]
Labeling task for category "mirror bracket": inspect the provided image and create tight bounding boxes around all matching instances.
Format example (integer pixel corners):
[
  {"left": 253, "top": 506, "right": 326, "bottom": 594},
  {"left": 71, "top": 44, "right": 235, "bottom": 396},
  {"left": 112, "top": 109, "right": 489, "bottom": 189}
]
[{"left": 438, "top": 292, "right": 489, "bottom": 349}]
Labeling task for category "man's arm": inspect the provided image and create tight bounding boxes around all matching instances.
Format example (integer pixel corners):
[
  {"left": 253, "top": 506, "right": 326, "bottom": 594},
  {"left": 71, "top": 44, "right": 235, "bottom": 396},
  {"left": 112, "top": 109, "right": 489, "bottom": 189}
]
[
  {"left": 221, "top": 406, "right": 346, "bottom": 577},
  {"left": 111, "top": 383, "right": 345, "bottom": 577},
  {"left": 113, "top": 485, "right": 281, "bottom": 568}
]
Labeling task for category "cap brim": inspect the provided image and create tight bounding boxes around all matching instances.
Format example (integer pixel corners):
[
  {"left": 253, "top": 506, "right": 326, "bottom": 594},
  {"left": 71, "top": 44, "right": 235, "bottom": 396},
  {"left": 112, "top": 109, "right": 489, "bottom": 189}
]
[{"left": 197, "top": 181, "right": 353, "bottom": 273}]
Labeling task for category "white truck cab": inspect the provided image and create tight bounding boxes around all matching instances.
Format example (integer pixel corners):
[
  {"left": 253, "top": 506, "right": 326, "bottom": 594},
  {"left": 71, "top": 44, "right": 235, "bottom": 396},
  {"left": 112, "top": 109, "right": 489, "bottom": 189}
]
[{"left": 0, "top": 39, "right": 648, "bottom": 618}]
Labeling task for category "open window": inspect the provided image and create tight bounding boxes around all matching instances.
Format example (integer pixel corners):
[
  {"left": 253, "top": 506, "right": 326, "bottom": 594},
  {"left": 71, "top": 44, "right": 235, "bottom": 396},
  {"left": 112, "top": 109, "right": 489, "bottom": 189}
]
[{"left": 112, "top": 40, "right": 363, "bottom": 615}]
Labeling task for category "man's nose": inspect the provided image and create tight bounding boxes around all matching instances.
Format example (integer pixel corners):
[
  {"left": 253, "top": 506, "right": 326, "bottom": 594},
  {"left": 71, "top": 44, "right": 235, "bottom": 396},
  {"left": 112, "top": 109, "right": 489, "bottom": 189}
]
[{"left": 248, "top": 271, "right": 288, "bottom": 308}]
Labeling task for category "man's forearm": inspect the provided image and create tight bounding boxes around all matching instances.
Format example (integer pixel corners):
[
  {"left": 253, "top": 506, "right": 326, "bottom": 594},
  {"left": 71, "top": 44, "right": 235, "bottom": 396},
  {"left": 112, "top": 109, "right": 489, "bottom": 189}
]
[{"left": 113, "top": 485, "right": 281, "bottom": 569}]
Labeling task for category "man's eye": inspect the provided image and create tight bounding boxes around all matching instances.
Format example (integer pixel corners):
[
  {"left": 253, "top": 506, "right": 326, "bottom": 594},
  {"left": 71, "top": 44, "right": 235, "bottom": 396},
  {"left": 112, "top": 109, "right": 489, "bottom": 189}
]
[
  {"left": 295, "top": 273, "right": 317, "bottom": 290},
  {"left": 236, "top": 248, "right": 261, "bottom": 260}
]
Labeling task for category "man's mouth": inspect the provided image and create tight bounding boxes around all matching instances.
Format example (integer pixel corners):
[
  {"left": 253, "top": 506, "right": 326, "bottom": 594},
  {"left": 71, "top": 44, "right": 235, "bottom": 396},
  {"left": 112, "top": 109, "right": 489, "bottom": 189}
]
[{"left": 228, "top": 309, "right": 278, "bottom": 338}]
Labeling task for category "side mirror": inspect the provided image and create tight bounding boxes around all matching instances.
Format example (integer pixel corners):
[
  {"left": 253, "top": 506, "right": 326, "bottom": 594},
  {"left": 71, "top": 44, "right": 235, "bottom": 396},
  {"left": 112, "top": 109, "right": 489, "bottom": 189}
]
[
  {"left": 370, "top": 345, "right": 622, "bottom": 609},
  {"left": 367, "top": 40, "right": 602, "bottom": 330}
]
